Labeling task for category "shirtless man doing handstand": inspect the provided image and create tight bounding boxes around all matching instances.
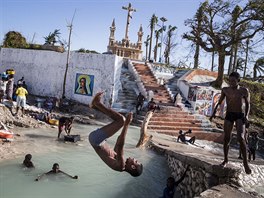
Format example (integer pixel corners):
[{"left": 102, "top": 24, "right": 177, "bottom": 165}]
[
  {"left": 88, "top": 92, "right": 143, "bottom": 177},
  {"left": 210, "top": 72, "right": 251, "bottom": 174}
]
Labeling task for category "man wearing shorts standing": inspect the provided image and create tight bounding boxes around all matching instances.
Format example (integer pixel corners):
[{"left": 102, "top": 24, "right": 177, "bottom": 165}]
[
  {"left": 210, "top": 72, "right": 251, "bottom": 174},
  {"left": 16, "top": 83, "right": 28, "bottom": 116},
  {"left": 88, "top": 92, "right": 143, "bottom": 177}
]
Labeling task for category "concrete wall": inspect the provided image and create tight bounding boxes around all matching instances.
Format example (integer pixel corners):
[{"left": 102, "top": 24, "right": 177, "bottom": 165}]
[
  {"left": 0, "top": 48, "right": 123, "bottom": 106},
  {"left": 165, "top": 151, "right": 264, "bottom": 198}
]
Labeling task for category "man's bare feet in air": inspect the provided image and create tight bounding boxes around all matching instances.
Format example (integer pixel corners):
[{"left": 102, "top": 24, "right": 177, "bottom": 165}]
[
  {"left": 125, "top": 112, "right": 133, "bottom": 125},
  {"left": 220, "top": 161, "right": 228, "bottom": 168},
  {"left": 89, "top": 92, "right": 103, "bottom": 108}
]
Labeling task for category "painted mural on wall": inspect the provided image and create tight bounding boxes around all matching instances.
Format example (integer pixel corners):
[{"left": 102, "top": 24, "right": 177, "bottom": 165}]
[
  {"left": 74, "top": 73, "right": 94, "bottom": 96},
  {"left": 211, "top": 92, "right": 226, "bottom": 118},
  {"left": 196, "top": 89, "right": 214, "bottom": 101},
  {"left": 194, "top": 87, "right": 215, "bottom": 116},
  {"left": 195, "top": 101, "right": 212, "bottom": 116}
]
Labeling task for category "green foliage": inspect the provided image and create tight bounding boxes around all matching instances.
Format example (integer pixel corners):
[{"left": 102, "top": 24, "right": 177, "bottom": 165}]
[
  {"left": 3, "top": 31, "right": 28, "bottom": 48},
  {"left": 76, "top": 48, "right": 99, "bottom": 54},
  {"left": 77, "top": 48, "right": 86, "bottom": 53},
  {"left": 253, "top": 57, "right": 264, "bottom": 78},
  {"left": 183, "top": 0, "right": 264, "bottom": 87},
  {"left": 28, "top": 44, "right": 42, "bottom": 50},
  {"left": 44, "top": 29, "right": 61, "bottom": 45},
  {"left": 240, "top": 79, "right": 264, "bottom": 127}
]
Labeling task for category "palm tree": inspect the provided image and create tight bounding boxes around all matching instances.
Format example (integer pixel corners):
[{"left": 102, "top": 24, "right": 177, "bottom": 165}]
[
  {"left": 44, "top": 29, "right": 61, "bottom": 45},
  {"left": 243, "top": 38, "right": 250, "bottom": 77},
  {"left": 154, "top": 28, "right": 162, "bottom": 62},
  {"left": 144, "top": 35, "right": 150, "bottom": 61},
  {"left": 148, "top": 14, "right": 158, "bottom": 61},
  {"left": 235, "top": 57, "right": 245, "bottom": 72},
  {"left": 193, "top": 3, "right": 205, "bottom": 69},
  {"left": 253, "top": 57, "right": 264, "bottom": 79},
  {"left": 164, "top": 25, "right": 177, "bottom": 64}
]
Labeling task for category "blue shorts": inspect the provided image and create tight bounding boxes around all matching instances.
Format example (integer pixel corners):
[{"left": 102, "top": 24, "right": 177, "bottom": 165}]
[{"left": 89, "top": 128, "right": 108, "bottom": 147}]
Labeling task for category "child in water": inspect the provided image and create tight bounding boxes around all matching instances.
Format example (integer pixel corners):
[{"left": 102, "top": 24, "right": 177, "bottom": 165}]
[{"left": 23, "top": 154, "right": 34, "bottom": 168}]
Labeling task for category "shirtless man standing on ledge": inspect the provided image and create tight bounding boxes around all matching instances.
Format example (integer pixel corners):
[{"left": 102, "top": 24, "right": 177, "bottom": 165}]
[
  {"left": 210, "top": 72, "right": 251, "bottom": 174},
  {"left": 88, "top": 92, "right": 143, "bottom": 177}
]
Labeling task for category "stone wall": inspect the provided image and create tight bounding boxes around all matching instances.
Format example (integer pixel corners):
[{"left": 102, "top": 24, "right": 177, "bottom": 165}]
[
  {"left": 165, "top": 150, "right": 264, "bottom": 198},
  {"left": 0, "top": 48, "right": 123, "bottom": 106}
]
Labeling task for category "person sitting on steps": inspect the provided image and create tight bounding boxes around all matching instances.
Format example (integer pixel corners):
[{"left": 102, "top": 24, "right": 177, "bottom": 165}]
[
  {"left": 147, "top": 98, "right": 157, "bottom": 112},
  {"left": 177, "top": 129, "right": 196, "bottom": 144}
]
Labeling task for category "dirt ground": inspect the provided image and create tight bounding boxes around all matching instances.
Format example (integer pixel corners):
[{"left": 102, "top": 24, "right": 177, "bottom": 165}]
[{"left": 0, "top": 95, "right": 110, "bottom": 162}]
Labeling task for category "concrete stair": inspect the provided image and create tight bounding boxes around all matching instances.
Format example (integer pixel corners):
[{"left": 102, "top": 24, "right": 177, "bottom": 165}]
[
  {"left": 112, "top": 65, "right": 138, "bottom": 114},
  {"left": 132, "top": 62, "right": 172, "bottom": 104},
  {"left": 128, "top": 61, "right": 223, "bottom": 142},
  {"left": 166, "top": 69, "right": 189, "bottom": 104}
]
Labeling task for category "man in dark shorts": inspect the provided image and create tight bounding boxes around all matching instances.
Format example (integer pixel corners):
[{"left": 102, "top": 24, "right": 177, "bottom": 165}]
[
  {"left": 58, "top": 116, "right": 74, "bottom": 139},
  {"left": 210, "top": 72, "right": 251, "bottom": 174},
  {"left": 88, "top": 92, "right": 143, "bottom": 177}
]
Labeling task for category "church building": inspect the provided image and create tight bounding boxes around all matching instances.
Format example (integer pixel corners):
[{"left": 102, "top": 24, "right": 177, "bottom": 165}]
[{"left": 107, "top": 3, "right": 143, "bottom": 60}]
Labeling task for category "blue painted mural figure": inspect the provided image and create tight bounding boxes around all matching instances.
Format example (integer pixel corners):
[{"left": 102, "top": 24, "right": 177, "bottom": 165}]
[{"left": 75, "top": 74, "right": 94, "bottom": 96}]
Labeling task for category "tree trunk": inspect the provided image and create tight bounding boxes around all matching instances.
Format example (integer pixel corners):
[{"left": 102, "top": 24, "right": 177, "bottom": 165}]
[
  {"left": 148, "top": 29, "right": 154, "bottom": 61},
  {"left": 228, "top": 46, "right": 234, "bottom": 74},
  {"left": 253, "top": 68, "right": 257, "bottom": 79},
  {"left": 136, "top": 111, "right": 153, "bottom": 148},
  {"left": 194, "top": 44, "right": 200, "bottom": 69},
  {"left": 167, "top": 36, "right": 171, "bottom": 65},
  {"left": 243, "top": 39, "right": 249, "bottom": 77},
  {"left": 233, "top": 43, "right": 238, "bottom": 72},
  {"left": 212, "top": 50, "right": 225, "bottom": 88},
  {"left": 211, "top": 51, "right": 215, "bottom": 71},
  {"left": 145, "top": 44, "right": 148, "bottom": 61},
  {"left": 154, "top": 37, "right": 158, "bottom": 62}
]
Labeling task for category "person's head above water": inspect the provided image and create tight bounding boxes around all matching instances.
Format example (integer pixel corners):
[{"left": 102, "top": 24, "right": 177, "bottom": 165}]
[
  {"left": 124, "top": 157, "right": 143, "bottom": 177},
  {"left": 52, "top": 163, "right": 60, "bottom": 173},
  {"left": 24, "top": 154, "right": 32, "bottom": 161}
]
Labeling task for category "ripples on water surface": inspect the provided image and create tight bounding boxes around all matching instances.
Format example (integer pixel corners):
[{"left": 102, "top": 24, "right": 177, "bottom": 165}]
[{"left": 0, "top": 124, "right": 170, "bottom": 198}]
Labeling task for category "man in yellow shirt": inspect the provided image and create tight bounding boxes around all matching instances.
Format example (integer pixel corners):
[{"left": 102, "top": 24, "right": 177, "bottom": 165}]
[{"left": 16, "top": 84, "right": 28, "bottom": 116}]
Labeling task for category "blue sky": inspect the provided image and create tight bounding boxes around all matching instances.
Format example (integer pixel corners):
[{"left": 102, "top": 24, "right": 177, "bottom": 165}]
[
  {"left": 1, "top": 0, "right": 262, "bottom": 74},
  {"left": 0, "top": 0, "right": 206, "bottom": 65}
]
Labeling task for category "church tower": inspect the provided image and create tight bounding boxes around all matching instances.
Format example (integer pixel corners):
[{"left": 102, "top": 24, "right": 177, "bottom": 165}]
[
  {"left": 106, "top": 3, "right": 143, "bottom": 60},
  {"left": 137, "top": 25, "right": 143, "bottom": 50},
  {"left": 108, "top": 19, "right": 116, "bottom": 50}
]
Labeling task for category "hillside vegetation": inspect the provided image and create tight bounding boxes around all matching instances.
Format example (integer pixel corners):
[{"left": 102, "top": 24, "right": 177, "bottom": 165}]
[{"left": 240, "top": 80, "right": 264, "bottom": 128}]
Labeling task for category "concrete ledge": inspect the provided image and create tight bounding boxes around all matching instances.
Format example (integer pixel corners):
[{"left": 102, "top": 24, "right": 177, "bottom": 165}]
[
  {"left": 197, "top": 184, "right": 261, "bottom": 198},
  {"left": 149, "top": 132, "right": 264, "bottom": 197}
]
